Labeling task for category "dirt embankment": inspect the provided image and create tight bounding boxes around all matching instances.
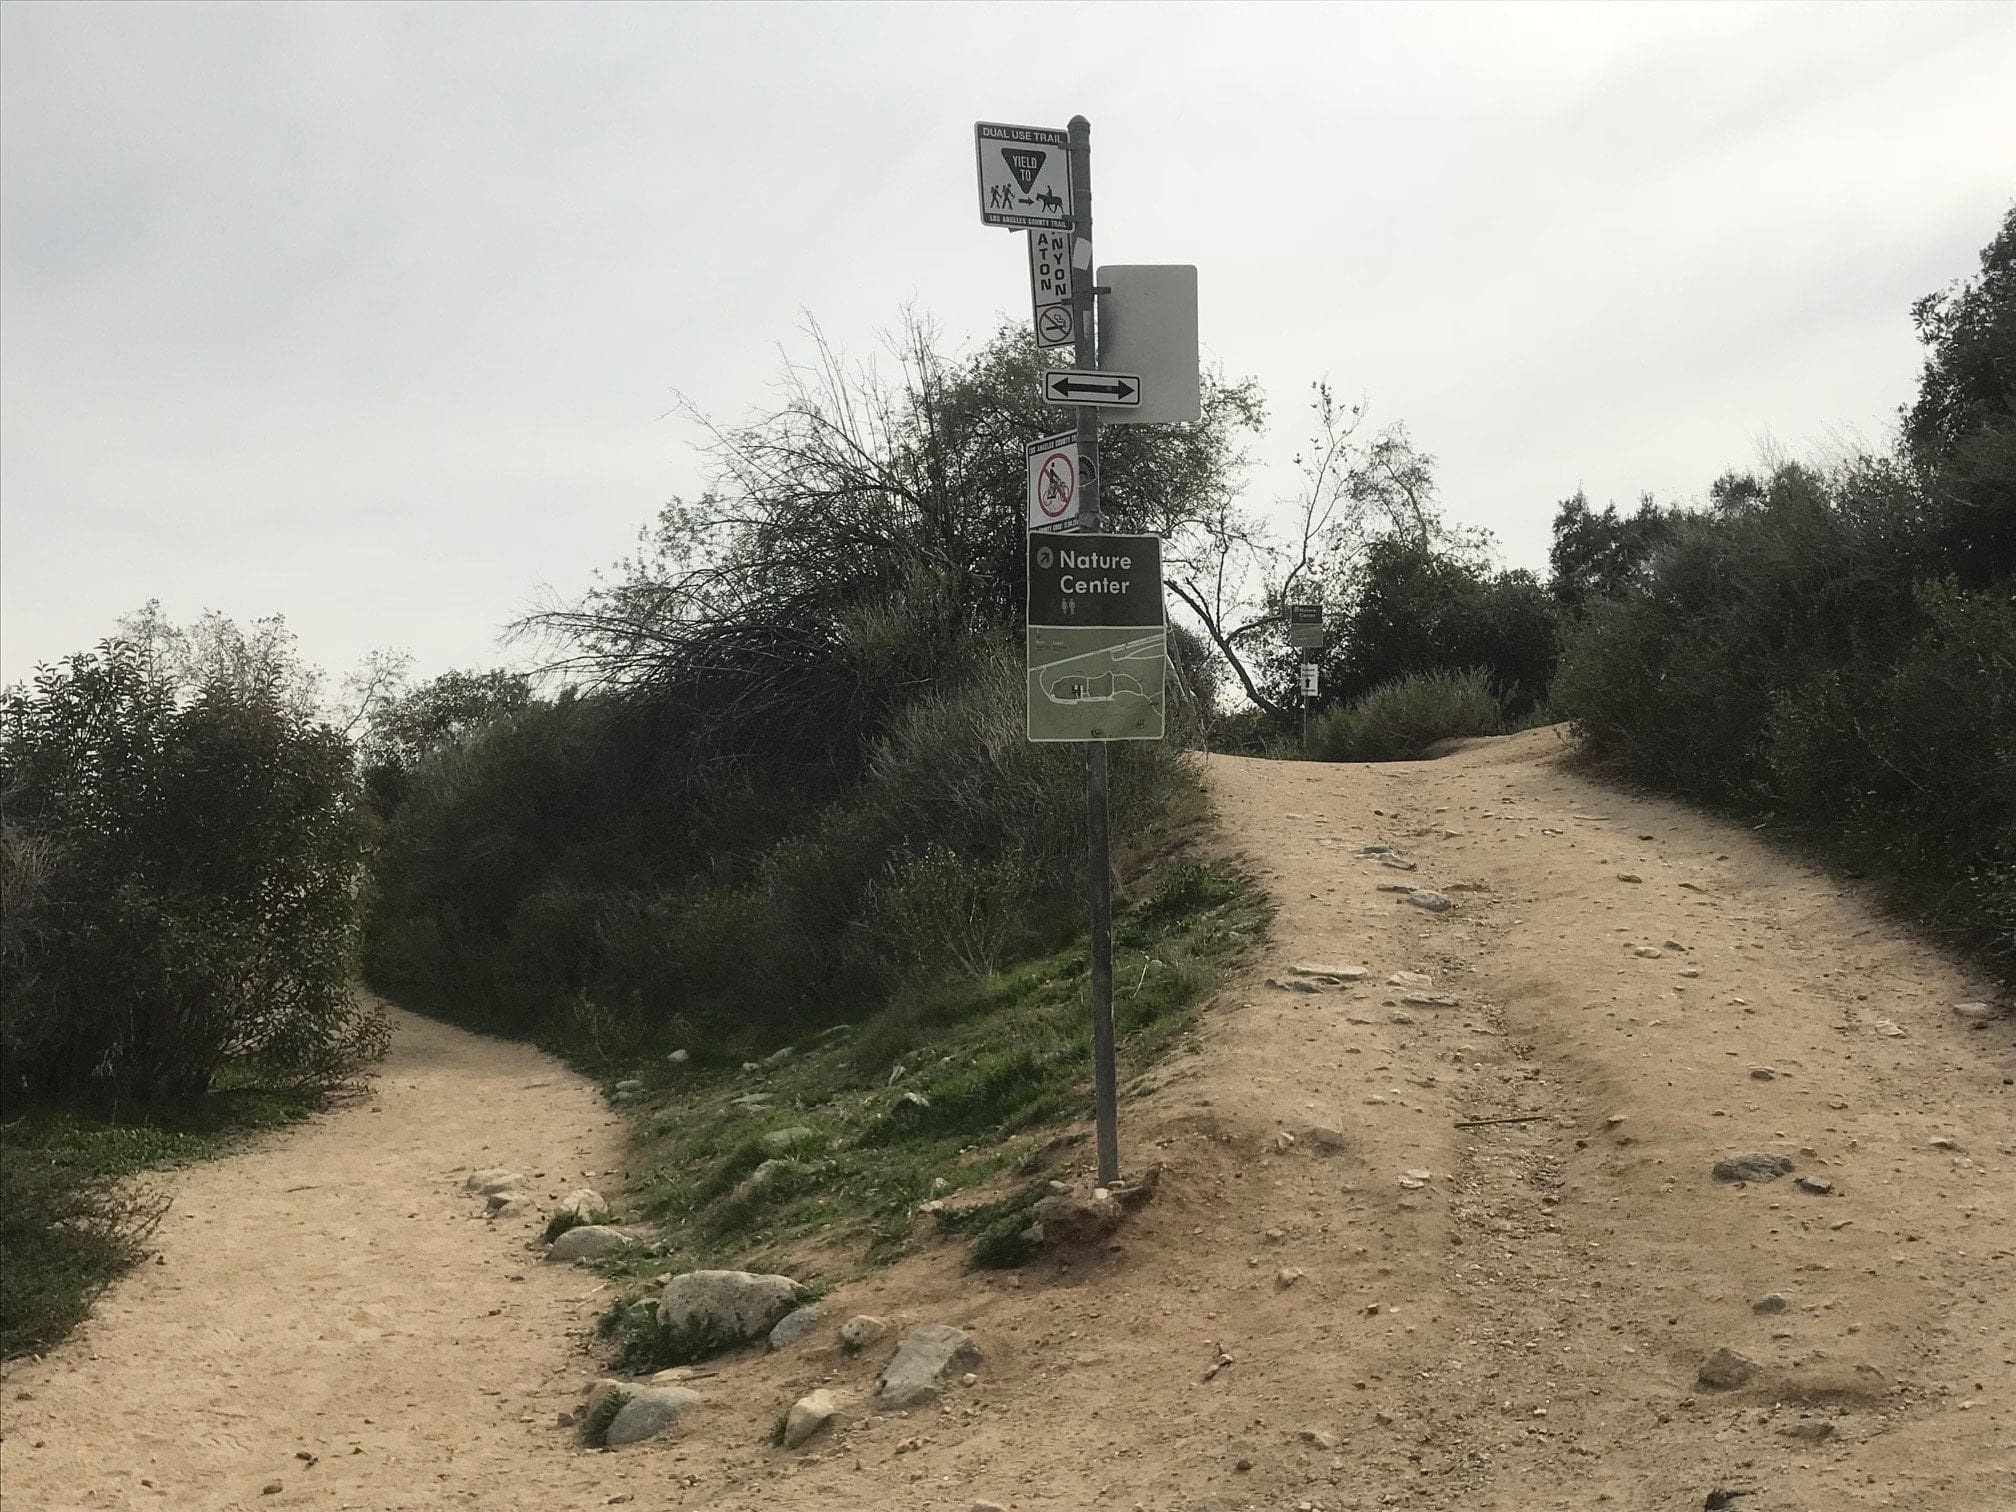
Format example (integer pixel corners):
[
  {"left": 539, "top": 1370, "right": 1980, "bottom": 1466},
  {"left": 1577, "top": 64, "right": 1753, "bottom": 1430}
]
[{"left": 4, "top": 729, "right": 2010, "bottom": 1511}]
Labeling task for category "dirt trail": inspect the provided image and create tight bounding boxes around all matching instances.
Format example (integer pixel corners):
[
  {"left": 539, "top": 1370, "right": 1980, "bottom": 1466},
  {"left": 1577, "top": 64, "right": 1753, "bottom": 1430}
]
[
  {"left": 5, "top": 732, "right": 2011, "bottom": 1511},
  {"left": 0, "top": 1006, "right": 630, "bottom": 1511}
]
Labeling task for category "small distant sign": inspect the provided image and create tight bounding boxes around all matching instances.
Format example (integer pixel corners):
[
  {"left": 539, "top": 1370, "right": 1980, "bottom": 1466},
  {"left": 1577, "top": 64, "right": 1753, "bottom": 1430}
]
[
  {"left": 1287, "top": 602, "right": 1324, "bottom": 651},
  {"left": 1027, "top": 430, "right": 1080, "bottom": 530},
  {"left": 1028, "top": 229, "right": 1076, "bottom": 349},
  {"left": 1300, "top": 663, "right": 1321, "bottom": 698},
  {"left": 976, "top": 122, "right": 1072, "bottom": 230}
]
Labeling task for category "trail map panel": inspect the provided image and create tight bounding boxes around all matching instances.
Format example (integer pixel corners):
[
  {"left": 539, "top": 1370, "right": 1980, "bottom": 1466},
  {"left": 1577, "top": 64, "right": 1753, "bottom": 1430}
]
[
  {"left": 1026, "top": 533, "right": 1166, "bottom": 742},
  {"left": 976, "top": 122, "right": 1072, "bottom": 230},
  {"left": 1287, "top": 601, "right": 1325, "bottom": 650}
]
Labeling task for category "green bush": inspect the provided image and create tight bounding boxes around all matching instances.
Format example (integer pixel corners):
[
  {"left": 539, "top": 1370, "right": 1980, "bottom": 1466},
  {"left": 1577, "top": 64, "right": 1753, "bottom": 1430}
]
[
  {"left": 1309, "top": 668, "right": 1504, "bottom": 763},
  {"left": 0, "top": 1140, "right": 167, "bottom": 1358},
  {"left": 1, "top": 621, "right": 383, "bottom": 1104}
]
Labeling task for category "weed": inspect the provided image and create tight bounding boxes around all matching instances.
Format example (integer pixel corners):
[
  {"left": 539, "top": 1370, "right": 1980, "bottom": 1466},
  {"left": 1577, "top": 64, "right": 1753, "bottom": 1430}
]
[{"left": 580, "top": 1387, "right": 630, "bottom": 1448}]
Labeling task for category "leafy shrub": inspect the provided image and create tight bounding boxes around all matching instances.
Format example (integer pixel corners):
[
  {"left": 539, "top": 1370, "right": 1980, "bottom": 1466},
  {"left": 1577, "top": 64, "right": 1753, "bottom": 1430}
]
[
  {"left": 1, "top": 620, "right": 382, "bottom": 1104},
  {"left": 861, "top": 845, "right": 1041, "bottom": 981},
  {"left": 1310, "top": 668, "right": 1503, "bottom": 763}
]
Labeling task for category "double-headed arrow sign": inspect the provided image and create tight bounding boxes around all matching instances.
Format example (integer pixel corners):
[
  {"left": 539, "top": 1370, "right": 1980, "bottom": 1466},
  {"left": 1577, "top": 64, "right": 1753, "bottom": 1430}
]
[{"left": 1043, "top": 369, "right": 1143, "bottom": 408}]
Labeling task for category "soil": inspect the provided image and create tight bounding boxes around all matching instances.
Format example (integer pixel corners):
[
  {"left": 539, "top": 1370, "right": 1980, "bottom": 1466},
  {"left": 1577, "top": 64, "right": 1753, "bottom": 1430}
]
[{"left": 4, "top": 729, "right": 2010, "bottom": 1511}]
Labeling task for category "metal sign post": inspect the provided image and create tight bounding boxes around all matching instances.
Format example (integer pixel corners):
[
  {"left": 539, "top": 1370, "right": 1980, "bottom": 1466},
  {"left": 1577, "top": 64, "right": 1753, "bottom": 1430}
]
[{"left": 1067, "top": 115, "right": 1122, "bottom": 1191}]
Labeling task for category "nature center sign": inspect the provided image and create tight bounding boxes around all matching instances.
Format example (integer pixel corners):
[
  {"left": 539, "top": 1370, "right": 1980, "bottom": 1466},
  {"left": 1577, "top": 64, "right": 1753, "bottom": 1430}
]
[{"left": 1025, "top": 533, "right": 1166, "bottom": 742}]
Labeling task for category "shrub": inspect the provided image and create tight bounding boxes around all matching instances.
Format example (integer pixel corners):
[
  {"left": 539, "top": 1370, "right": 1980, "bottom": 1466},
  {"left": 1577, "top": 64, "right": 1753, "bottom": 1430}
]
[
  {"left": 0, "top": 1141, "right": 168, "bottom": 1357},
  {"left": 1309, "top": 668, "right": 1504, "bottom": 763},
  {"left": 0, "top": 622, "right": 383, "bottom": 1104}
]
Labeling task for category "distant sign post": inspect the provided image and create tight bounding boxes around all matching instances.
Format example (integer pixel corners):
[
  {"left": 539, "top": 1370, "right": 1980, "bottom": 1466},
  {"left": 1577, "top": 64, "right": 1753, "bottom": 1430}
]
[
  {"left": 1026, "top": 430, "right": 1081, "bottom": 531},
  {"left": 1026, "top": 534, "right": 1166, "bottom": 742}
]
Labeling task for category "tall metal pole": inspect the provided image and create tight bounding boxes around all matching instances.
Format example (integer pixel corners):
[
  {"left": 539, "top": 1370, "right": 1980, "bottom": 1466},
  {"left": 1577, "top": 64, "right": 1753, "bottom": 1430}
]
[{"left": 1069, "top": 114, "right": 1120, "bottom": 1189}]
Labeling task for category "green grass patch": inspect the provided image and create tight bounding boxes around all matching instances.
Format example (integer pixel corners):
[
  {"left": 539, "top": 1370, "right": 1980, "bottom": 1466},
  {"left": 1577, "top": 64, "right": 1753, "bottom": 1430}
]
[
  {"left": 580, "top": 1386, "right": 631, "bottom": 1448},
  {"left": 585, "top": 849, "right": 1267, "bottom": 1312},
  {"left": 1, "top": 1075, "right": 321, "bottom": 1360}
]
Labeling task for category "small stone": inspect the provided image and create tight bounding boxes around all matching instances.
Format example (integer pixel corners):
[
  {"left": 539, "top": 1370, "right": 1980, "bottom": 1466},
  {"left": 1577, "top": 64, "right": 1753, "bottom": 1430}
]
[
  {"left": 876, "top": 1324, "right": 980, "bottom": 1409},
  {"left": 1617, "top": 873, "right": 1642, "bottom": 884},
  {"left": 767, "top": 1304, "right": 823, "bottom": 1352},
  {"left": 1298, "top": 1428, "right": 1340, "bottom": 1451},
  {"left": 840, "top": 1315, "right": 890, "bottom": 1354},
  {"left": 1275, "top": 1267, "right": 1305, "bottom": 1289},
  {"left": 971, "top": 1503, "right": 1008, "bottom": 1512},
  {"left": 612, "top": 1078, "right": 644, "bottom": 1093},
  {"left": 1405, "top": 889, "right": 1452, "bottom": 913},
  {"left": 1749, "top": 1067, "right": 1777, "bottom": 1081},
  {"left": 1871, "top": 1019, "right": 1906, "bottom": 1038},
  {"left": 1604, "top": 1114, "right": 1627, "bottom": 1129},
  {"left": 1752, "top": 1293, "right": 1788, "bottom": 1314},
  {"left": 1387, "top": 971, "right": 1433, "bottom": 989},
  {"left": 1796, "top": 1176, "right": 1833, "bottom": 1195},
  {"left": 1930, "top": 1136, "right": 1962, "bottom": 1152},
  {"left": 1632, "top": 946, "right": 1664, "bottom": 959},
  {"left": 1952, "top": 1002, "right": 1998, "bottom": 1024},
  {"left": 1273, "top": 1131, "right": 1297, "bottom": 1153},
  {"left": 1712, "top": 1153, "right": 1793, "bottom": 1184},
  {"left": 1291, "top": 963, "right": 1370, "bottom": 982},
  {"left": 1696, "top": 1348, "right": 1757, "bottom": 1390},
  {"left": 1784, "top": 1419, "right": 1835, "bottom": 1443},
  {"left": 782, "top": 1388, "right": 844, "bottom": 1449},
  {"left": 545, "top": 1225, "right": 631, "bottom": 1263},
  {"left": 1266, "top": 977, "right": 1323, "bottom": 994},
  {"left": 464, "top": 1168, "right": 522, "bottom": 1196},
  {"left": 1379, "top": 855, "right": 1418, "bottom": 872},
  {"left": 1400, "top": 993, "right": 1459, "bottom": 1008},
  {"left": 762, "top": 1126, "right": 817, "bottom": 1153},
  {"left": 667, "top": 1048, "right": 690, "bottom": 1064},
  {"left": 262, "top": 1483, "right": 283, "bottom": 1496},
  {"left": 604, "top": 1386, "right": 703, "bottom": 1447}
]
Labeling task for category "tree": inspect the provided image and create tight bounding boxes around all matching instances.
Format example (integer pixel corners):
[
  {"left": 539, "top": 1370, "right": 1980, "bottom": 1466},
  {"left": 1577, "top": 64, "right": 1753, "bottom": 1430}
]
[
  {"left": 360, "top": 667, "right": 533, "bottom": 810},
  {"left": 1548, "top": 491, "right": 1682, "bottom": 615}
]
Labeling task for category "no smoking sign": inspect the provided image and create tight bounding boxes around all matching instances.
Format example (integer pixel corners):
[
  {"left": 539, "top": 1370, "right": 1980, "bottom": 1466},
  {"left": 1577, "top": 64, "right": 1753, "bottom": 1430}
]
[
  {"left": 1026, "top": 430, "right": 1082, "bottom": 531},
  {"left": 1028, "top": 228, "right": 1076, "bottom": 350}
]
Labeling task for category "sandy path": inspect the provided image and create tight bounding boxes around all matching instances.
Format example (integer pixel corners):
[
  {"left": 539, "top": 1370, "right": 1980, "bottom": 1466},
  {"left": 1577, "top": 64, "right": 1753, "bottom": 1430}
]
[
  {"left": 0, "top": 1006, "right": 630, "bottom": 1512},
  {"left": 4, "top": 733, "right": 2011, "bottom": 1512}
]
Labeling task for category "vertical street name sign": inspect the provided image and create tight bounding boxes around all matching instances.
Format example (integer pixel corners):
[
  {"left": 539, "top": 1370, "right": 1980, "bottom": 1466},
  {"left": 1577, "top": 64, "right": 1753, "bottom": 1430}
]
[
  {"left": 1287, "top": 601, "right": 1325, "bottom": 650},
  {"left": 1026, "top": 430, "right": 1081, "bottom": 531},
  {"left": 1026, "top": 533, "right": 1166, "bottom": 742},
  {"left": 1028, "top": 228, "right": 1076, "bottom": 348},
  {"left": 976, "top": 122, "right": 1072, "bottom": 230}
]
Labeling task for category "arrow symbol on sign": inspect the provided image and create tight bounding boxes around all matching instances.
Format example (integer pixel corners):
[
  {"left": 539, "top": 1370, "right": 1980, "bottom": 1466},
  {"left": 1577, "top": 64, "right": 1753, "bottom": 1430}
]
[{"left": 1052, "top": 376, "right": 1136, "bottom": 400}]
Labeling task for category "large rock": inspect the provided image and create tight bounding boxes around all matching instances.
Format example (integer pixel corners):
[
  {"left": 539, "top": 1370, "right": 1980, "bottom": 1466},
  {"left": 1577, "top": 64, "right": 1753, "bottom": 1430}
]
[
  {"left": 782, "top": 1388, "right": 845, "bottom": 1448},
  {"left": 1713, "top": 1153, "right": 1794, "bottom": 1184},
  {"left": 659, "top": 1270, "right": 806, "bottom": 1345},
  {"left": 767, "top": 1304, "right": 823, "bottom": 1352},
  {"left": 545, "top": 1225, "right": 631, "bottom": 1263},
  {"left": 558, "top": 1188, "right": 609, "bottom": 1224},
  {"left": 876, "top": 1323, "right": 980, "bottom": 1409},
  {"left": 604, "top": 1386, "right": 702, "bottom": 1447},
  {"left": 465, "top": 1168, "right": 522, "bottom": 1196}
]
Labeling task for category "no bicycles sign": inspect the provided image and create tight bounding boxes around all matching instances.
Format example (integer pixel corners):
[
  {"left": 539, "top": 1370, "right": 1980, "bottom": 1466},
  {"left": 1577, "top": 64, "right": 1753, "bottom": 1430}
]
[{"left": 1026, "top": 430, "right": 1081, "bottom": 530}]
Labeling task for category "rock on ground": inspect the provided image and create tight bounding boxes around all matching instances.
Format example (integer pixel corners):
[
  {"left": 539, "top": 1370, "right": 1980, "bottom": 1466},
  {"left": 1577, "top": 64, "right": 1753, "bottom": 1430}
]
[
  {"left": 839, "top": 1315, "right": 891, "bottom": 1353},
  {"left": 544, "top": 1225, "right": 631, "bottom": 1263},
  {"left": 1697, "top": 1348, "right": 1758, "bottom": 1390},
  {"left": 557, "top": 1188, "right": 608, "bottom": 1223},
  {"left": 659, "top": 1270, "right": 806, "bottom": 1344},
  {"left": 603, "top": 1386, "right": 702, "bottom": 1447},
  {"left": 876, "top": 1323, "right": 980, "bottom": 1409},
  {"left": 767, "top": 1304, "right": 822, "bottom": 1352},
  {"left": 1713, "top": 1153, "right": 1794, "bottom": 1184},
  {"left": 464, "top": 1168, "right": 522, "bottom": 1196},
  {"left": 762, "top": 1126, "right": 817, "bottom": 1153},
  {"left": 782, "top": 1387, "right": 845, "bottom": 1448}
]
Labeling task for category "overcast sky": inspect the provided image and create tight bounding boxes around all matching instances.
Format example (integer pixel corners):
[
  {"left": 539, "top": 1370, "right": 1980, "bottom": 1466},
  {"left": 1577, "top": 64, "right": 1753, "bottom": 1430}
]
[{"left": 4, "top": 1, "right": 2012, "bottom": 688}]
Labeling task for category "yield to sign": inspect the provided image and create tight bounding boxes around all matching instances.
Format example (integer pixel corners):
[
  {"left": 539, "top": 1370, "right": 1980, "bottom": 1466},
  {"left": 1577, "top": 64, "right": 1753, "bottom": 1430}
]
[
  {"left": 976, "top": 122, "right": 1072, "bottom": 230},
  {"left": 1026, "top": 430, "right": 1081, "bottom": 530},
  {"left": 1042, "top": 369, "right": 1141, "bottom": 408}
]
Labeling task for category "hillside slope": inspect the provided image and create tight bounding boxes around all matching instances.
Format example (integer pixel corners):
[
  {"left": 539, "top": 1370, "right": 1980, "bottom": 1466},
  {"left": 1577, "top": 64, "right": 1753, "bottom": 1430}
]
[{"left": 3, "top": 730, "right": 2008, "bottom": 1511}]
